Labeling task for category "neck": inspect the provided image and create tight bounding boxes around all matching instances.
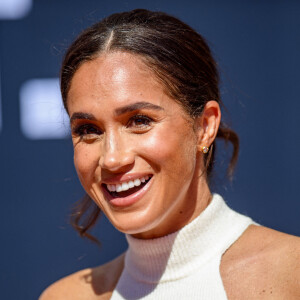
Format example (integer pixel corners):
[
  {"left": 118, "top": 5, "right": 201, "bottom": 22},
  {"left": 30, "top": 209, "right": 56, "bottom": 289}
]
[
  {"left": 111, "top": 194, "right": 255, "bottom": 300},
  {"left": 124, "top": 194, "right": 253, "bottom": 284}
]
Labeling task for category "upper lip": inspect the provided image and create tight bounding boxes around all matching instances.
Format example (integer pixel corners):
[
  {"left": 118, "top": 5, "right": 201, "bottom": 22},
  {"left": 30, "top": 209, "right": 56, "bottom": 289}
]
[{"left": 101, "top": 173, "right": 152, "bottom": 185}]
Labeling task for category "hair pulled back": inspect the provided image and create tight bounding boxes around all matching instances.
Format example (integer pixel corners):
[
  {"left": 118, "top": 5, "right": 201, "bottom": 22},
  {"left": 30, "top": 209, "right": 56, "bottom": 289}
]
[{"left": 60, "top": 9, "right": 239, "bottom": 242}]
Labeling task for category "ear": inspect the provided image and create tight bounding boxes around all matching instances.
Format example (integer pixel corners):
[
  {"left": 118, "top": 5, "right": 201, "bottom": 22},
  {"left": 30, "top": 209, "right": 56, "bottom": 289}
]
[{"left": 195, "top": 100, "right": 221, "bottom": 151}]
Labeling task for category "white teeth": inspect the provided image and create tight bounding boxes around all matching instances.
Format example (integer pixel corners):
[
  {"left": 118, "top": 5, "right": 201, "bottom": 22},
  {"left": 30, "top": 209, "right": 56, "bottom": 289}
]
[
  {"left": 106, "top": 176, "right": 150, "bottom": 193},
  {"left": 116, "top": 184, "right": 122, "bottom": 192},
  {"left": 108, "top": 184, "right": 116, "bottom": 192},
  {"left": 128, "top": 181, "right": 134, "bottom": 188},
  {"left": 134, "top": 179, "right": 141, "bottom": 186},
  {"left": 121, "top": 182, "right": 129, "bottom": 191}
]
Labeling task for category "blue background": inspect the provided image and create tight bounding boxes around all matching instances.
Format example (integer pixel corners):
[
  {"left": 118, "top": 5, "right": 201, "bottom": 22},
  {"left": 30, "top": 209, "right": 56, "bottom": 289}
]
[{"left": 0, "top": 1, "right": 299, "bottom": 299}]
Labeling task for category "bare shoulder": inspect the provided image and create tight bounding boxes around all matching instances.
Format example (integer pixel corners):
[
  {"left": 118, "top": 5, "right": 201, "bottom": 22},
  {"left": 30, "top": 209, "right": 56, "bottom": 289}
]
[
  {"left": 221, "top": 225, "right": 300, "bottom": 299},
  {"left": 39, "top": 253, "right": 125, "bottom": 300}
]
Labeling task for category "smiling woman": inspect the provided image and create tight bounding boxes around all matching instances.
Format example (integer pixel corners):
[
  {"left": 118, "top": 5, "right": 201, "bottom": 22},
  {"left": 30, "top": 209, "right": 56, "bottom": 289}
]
[
  {"left": 40, "top": 9, "right": 300, "bottom": 300},
  {"left": 67, "top": 51, "right": 214, "bottom": 239}
]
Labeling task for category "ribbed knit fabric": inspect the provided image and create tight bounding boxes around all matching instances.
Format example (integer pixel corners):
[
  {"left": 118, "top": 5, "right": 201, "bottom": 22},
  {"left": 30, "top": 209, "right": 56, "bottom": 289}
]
[{"left": 110, "top": 194, "right": 254, "bottom": 300}]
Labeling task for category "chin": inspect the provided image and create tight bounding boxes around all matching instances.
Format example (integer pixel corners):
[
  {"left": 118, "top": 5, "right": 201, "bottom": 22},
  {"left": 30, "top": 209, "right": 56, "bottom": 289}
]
[{"left": 106, "top": 209, "right": 156, "bottom": 235}]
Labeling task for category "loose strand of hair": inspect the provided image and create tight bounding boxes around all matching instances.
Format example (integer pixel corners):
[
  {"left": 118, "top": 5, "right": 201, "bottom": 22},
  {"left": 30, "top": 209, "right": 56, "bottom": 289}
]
[{"left": 70, "top": 194, "right": 101, "bottom": 245}]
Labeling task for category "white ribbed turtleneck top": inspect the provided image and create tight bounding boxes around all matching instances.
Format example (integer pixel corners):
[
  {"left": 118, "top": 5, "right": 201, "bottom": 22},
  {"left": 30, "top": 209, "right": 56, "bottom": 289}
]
[{"left": 111, "top": 194, "right": 255, "bottom": 299}]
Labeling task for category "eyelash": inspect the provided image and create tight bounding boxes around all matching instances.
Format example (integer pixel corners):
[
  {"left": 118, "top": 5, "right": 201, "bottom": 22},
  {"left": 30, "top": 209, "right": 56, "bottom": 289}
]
[
  {"left": 127, "top": 114, "right": 153, "bottom": 129},
  {"left": 73, "top": 124, "right": 102, "bottom": 137},
  {"left": 72, "top": 114, "right": 154, "bottom": 138}
]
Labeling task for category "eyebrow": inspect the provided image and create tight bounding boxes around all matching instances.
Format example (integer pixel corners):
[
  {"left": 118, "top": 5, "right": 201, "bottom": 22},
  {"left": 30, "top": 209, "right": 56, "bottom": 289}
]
[
  {"left": 70, "top": 102, "right": 164, "bottom": 123},
  {"left": 70, "top": 112, "right": 96, "bottom": 123},
  {"left": 114, "top": 101, "right": 164, "bottom": 116}
]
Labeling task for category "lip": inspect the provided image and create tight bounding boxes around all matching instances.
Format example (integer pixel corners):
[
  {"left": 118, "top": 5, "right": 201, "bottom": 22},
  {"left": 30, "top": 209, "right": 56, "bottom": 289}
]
[{"left": 101, "top": 175, "right": 153, "bottom": 207}]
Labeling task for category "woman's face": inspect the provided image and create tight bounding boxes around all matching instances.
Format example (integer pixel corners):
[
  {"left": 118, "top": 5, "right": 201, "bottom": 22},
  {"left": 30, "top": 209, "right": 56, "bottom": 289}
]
[{"left": 67, "top": 52, "right": 209, "bottom": 239}]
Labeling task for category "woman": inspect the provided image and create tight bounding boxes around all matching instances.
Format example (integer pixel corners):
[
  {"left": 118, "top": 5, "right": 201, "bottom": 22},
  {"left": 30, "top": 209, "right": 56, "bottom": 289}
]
[{"left": 41, "top": 9, "right": 300, "bottom": 299}]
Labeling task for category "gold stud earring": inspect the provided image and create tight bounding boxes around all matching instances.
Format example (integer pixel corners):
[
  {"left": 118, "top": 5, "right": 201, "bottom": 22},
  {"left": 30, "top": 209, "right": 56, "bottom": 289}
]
[{"left": 202, "top": 146, "right": 209, "bottom": 154}]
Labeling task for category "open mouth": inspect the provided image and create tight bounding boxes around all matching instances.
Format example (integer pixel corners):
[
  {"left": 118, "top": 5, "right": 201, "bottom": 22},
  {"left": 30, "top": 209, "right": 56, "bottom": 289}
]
[{"left": 103, "top": 175, "right": 152, "bottom": 198}]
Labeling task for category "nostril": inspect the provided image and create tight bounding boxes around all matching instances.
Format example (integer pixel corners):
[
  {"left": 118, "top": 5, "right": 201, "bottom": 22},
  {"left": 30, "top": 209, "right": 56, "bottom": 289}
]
[{"left": 99, "top": 152, "right": 135, "bottom": 172}]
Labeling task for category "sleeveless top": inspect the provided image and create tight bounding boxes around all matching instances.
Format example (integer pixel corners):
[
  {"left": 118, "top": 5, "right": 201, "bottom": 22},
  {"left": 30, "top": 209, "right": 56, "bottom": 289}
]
[{"left": 111, "top": 194, "right": 255, "bottom": 299}]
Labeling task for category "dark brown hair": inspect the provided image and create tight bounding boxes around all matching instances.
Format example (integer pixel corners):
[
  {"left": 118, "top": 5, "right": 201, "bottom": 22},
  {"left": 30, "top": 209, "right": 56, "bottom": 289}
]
[{"left": 60, "top": 9, "right": 239, "bottom": 241}]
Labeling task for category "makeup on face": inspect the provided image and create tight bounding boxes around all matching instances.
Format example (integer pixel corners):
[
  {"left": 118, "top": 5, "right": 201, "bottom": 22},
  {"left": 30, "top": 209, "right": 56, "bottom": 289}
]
[{"left": 67, "top": 51, "right": 206, "bottom": 238}]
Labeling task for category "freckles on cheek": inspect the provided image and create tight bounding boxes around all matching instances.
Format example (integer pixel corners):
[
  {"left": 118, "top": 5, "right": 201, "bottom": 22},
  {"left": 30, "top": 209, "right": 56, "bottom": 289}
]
[
  {"left": 73, "top": 147, "right": 99, "bottom": 182},
  {"left": 143, "top": 124, "right": 196, "bottom": 183},
  {"left": 142, "top": 128, "right": 196, "bottom": 170},
  {"left": 142, "top": 133, "right": 172, "bottom": 162}
]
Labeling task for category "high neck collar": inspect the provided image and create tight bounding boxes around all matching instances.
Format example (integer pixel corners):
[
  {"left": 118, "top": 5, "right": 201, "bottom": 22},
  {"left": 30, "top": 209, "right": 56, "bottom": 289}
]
[{"left": 124, "top": 194, "right": 252, "bottom": 283}]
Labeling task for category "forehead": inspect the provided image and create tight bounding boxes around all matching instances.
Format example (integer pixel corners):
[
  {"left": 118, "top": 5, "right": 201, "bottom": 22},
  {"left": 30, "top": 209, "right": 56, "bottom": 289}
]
[{"left": 68, "top": 52, "right": 163, "bottom": 108}]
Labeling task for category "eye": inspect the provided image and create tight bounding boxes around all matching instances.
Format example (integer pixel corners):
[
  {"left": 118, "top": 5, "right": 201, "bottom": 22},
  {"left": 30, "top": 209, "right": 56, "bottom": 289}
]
[
  {"left": 127, "top": 114, "right": 153, "bottom": 129},
  {"left": 72, "top": 123, "right": 102, "bottom": 139}
]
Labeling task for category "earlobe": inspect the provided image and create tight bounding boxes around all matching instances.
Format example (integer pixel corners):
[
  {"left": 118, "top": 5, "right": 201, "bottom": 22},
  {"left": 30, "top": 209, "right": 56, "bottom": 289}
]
[{"left": 196, "top": 100, "right": 221, "bottom": 151}]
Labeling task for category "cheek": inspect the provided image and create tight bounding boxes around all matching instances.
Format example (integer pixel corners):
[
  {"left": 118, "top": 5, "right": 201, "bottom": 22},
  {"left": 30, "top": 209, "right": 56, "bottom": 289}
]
[
  {"left": 73, "top": 145, "right": 99, "bottom": 185},
  {"left": 139, "top": 125, "right": 197, "bottom": 175}
]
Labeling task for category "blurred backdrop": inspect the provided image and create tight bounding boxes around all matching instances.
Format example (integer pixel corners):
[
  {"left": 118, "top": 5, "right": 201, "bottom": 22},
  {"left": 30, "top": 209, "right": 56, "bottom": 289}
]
[{"left": 0, "top": 0, "right": 299, "bottom": 299}]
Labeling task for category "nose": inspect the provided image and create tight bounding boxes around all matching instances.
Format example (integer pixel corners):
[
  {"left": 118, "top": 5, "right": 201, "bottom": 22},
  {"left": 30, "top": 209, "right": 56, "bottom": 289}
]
[{"left": 99, "top": 130, "right": 135, "bottom": 172}]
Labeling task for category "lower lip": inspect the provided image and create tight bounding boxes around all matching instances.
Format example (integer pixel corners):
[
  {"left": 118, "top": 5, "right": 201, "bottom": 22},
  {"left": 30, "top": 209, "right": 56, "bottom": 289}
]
[{"left": 102, "top": 177, "right": 153, "bottom": 207}]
